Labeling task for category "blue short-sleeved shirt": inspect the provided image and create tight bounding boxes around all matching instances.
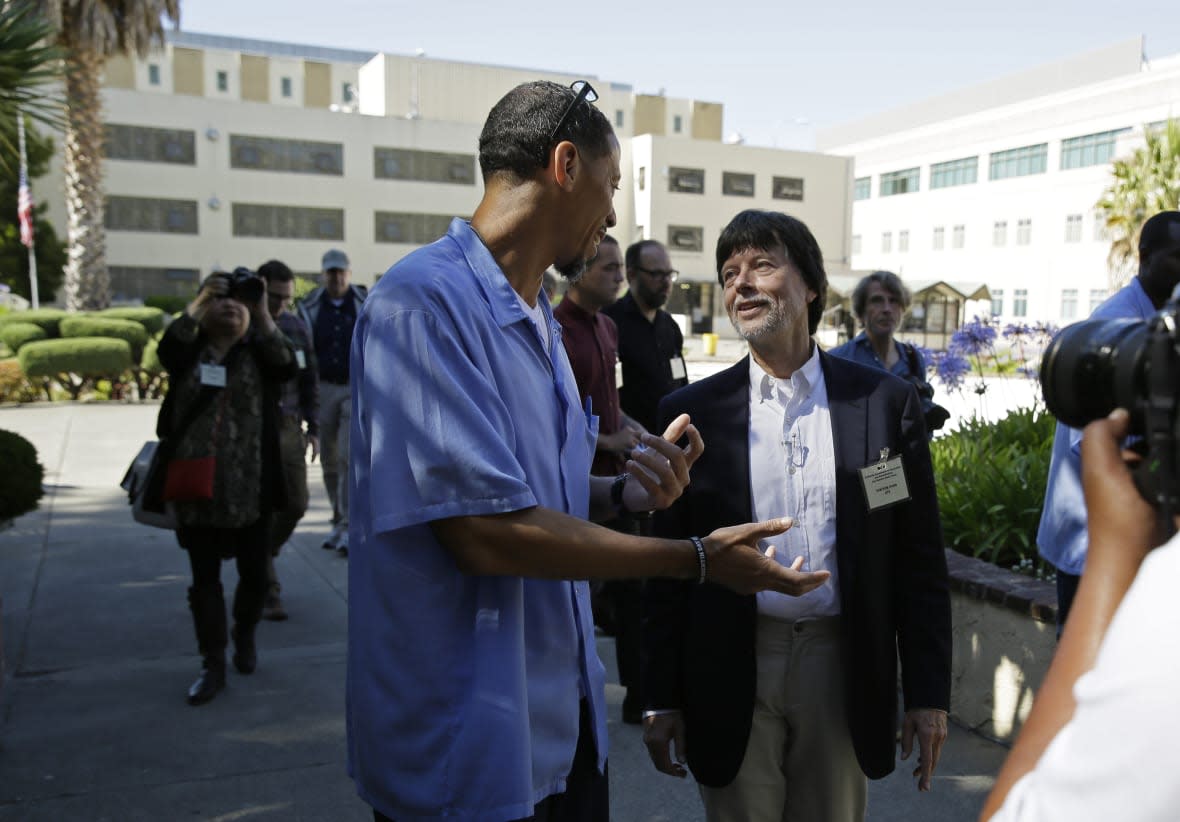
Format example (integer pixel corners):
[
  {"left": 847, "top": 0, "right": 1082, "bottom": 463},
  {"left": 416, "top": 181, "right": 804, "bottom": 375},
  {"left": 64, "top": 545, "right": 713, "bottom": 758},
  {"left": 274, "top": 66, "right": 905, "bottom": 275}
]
[
  {"left": 346, "top": 219, "right": 607, "bottom": 821},
  {"left": 1037, "top": 279, "right": 1157, "bottom": 575}
]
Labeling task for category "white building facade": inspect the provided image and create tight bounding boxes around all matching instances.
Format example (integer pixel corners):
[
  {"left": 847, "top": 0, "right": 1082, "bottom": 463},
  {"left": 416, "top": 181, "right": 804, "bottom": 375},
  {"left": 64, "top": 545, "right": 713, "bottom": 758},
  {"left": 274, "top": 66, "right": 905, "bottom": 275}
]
[{"left": 817, "top": 38, "right": 1180, "bottom": 330}]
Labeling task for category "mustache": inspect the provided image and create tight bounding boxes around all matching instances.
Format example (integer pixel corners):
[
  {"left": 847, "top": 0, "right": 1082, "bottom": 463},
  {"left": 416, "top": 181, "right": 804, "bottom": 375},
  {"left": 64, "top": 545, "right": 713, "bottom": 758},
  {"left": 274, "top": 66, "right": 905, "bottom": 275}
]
[{"left": 734, "top": 297, "right": 772, "bottom": 310}]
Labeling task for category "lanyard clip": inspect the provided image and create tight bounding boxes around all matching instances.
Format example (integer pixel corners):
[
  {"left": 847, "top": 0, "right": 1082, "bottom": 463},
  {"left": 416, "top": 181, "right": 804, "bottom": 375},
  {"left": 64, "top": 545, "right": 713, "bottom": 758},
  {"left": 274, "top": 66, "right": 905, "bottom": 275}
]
[{"left": 878, "top": 447, "right": 890, "bottom": 463}]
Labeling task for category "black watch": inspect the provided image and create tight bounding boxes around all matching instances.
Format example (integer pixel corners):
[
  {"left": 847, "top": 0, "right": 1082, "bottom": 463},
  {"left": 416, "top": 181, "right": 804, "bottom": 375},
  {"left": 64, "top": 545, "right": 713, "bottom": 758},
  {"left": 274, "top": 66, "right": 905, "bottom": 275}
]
[{"left": 610, "top": 473, "right": 653, "bottom": 520}]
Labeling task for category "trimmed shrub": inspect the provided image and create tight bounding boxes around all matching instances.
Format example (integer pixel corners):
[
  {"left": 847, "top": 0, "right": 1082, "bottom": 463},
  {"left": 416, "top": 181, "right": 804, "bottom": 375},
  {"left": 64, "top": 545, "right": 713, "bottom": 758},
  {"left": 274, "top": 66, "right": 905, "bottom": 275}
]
[
  {"left": 60, "top": 316, "right": 148, "bottom": 359},
  {"left": 0, "top": 428, "right": 44, "bottom": 521},
  {"left": 17, "top": 337, "right": 133, "bottom": 400},
  {"left": 931, "top": 406, "right": 1056, "bottom": 571},
  {"left": 97, "top": 307, "right": 167, "bottom": 336},
  {"left": 0, "top": 308, "right": 68, "bottom": 337},
  {"left": 0, "top": 322, "right": 48, "bottom": 352},
  {"left": 144, "top": 295, "right": 189, "bottom": 314},
  {"left": 0, "top": 358, "right": 39, "bottom": 403}
]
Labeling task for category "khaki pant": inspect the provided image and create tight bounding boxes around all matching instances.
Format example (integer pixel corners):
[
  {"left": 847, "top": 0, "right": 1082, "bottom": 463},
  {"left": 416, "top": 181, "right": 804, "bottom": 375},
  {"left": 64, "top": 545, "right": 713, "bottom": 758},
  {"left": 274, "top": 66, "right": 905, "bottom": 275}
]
[
  {"left": 700, "top": 615, "right": 866, "bottom": 822},
  {"left": 318, "top": 381, "right": 350, "bottom": 528}
]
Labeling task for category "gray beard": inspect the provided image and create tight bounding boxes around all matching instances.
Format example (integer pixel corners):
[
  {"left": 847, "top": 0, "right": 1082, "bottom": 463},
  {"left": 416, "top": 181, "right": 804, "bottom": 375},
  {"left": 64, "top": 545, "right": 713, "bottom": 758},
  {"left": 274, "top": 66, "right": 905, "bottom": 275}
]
[
  {"left": 556, "top": 257, "right": 586, "bottom": 282},
  {"left": 729, "top": 300, "right": 786, "bottom": 341}
]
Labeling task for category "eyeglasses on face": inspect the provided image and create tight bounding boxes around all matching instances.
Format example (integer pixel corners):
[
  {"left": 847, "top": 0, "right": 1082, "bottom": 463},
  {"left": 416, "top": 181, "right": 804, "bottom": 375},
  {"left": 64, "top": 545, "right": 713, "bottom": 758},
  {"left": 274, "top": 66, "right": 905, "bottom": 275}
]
[
  {"left": 635, "top": 266, "right": 679, "bottom": 282},
  {"left": 549, "top": 80, "right": 599, "bottom": 144}
]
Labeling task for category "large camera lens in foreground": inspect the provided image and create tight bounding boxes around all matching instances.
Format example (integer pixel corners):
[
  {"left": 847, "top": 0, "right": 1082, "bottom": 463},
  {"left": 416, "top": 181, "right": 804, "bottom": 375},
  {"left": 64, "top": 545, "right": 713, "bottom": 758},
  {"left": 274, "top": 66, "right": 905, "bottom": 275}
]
[{"left": 1040, "top": 318, "right": 1149, "bottom": 429}]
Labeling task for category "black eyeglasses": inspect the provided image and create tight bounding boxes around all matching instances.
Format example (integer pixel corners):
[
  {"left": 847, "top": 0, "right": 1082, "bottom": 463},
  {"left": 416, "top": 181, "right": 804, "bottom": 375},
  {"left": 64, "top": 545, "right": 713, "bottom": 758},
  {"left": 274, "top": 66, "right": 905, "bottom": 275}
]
[
  {"left": 549, "top": 80, "right": 599, "bottom": 144},
  {"left": 635, "top": 266, "right": 680, "bottom": 282}
]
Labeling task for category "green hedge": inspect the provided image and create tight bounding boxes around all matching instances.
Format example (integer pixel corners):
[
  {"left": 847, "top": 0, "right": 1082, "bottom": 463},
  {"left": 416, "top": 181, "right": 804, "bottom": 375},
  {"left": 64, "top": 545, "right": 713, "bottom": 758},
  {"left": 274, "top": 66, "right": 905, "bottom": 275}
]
[
  {"left": 144, "top": 295, "right": 189, "bottom": 314},
  {"left": 97, "top": 307, "right": 167, "bottom": 335},
  {"left": 0, "top": 428, "right": 44, "bottom": 521},
  {"left": 931, "top": 406, "right": 1056, "bottom": 570},
  {"left": 17, "top": 337, "right": 133, "bottom": 379},
  {"left": 0, "top": 308, "right": 68, "bottom": 337},
  {"left": 59, "top": 316, "right": 148, "bottom": 359},
  {"left": 0, "top": 322, "right": 48, "bottom": 352}
]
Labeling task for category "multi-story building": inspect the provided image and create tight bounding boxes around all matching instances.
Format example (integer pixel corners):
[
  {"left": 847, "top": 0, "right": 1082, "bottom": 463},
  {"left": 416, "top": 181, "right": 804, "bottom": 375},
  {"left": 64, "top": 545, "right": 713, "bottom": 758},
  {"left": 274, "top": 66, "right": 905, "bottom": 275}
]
[
  {"left": 818, "top": 37, "right": 1180, "bottom": 329},
  {"left": 40, "top": 30, "right": 853, "bottom": 332}
]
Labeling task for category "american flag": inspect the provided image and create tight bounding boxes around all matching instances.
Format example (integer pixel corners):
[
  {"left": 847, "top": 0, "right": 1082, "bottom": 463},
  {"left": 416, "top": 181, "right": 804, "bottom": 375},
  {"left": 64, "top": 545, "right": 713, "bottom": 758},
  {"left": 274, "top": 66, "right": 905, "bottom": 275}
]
[{"left": 17, "top": 164, "right": 34, "bottom": 249}]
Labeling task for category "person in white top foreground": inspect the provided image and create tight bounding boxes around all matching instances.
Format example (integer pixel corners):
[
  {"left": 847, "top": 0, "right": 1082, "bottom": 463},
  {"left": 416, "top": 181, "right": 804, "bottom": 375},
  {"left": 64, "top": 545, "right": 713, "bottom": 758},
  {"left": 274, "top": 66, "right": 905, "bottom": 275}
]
[{"left": 981, "top": 408, "right": 1180, "bottom": 821}]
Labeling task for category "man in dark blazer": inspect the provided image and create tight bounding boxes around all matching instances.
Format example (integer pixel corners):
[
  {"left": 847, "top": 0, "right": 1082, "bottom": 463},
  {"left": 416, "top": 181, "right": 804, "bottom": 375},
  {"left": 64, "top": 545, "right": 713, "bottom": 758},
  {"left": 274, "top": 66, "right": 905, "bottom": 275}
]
[{"left": 642, "top": 210, "right": 952, "bottom": 822}]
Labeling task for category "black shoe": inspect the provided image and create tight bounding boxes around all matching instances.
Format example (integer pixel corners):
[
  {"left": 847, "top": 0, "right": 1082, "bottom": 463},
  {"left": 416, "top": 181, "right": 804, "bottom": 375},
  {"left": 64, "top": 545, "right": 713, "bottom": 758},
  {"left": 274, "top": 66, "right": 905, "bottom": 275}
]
[
  {"left": 231, "top": 625, "right": 257, "bottom": 675},
  {"left": 187, "top": 660, "right": 226, "bottom": 705},
  {"left": 262, "top": 594, "right": 288, "bottom": 622}
]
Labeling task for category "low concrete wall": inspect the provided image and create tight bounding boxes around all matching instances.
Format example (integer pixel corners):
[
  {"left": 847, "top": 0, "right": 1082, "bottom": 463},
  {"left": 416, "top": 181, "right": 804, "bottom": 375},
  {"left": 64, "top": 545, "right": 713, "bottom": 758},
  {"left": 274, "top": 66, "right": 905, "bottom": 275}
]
[{"left": 945, "top": 550, "right": 1057, "bottom": 744}]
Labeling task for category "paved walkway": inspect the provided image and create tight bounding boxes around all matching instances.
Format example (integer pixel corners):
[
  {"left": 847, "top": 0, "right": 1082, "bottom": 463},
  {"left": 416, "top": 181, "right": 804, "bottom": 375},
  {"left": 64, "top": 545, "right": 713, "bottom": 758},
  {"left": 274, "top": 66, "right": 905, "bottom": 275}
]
[{"left": 0, "top": 402, "right": 1007, "bottom": 821}]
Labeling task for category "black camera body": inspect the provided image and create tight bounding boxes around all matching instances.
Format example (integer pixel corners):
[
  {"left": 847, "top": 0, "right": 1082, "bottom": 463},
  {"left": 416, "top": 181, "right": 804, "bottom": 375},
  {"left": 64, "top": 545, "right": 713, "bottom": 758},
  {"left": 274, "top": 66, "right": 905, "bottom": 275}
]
[
  {"left": 1040, "top": 290, "right": 1180, "bottom": 517},
  {"left": 225, "top": 266, "right": 264, "bottom": 303}
]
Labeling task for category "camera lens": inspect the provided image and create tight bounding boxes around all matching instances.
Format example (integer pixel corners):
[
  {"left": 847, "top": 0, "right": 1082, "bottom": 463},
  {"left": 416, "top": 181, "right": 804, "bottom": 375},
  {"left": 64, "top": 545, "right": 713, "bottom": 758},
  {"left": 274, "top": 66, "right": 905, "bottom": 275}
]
[
  {"left": 229, "top": 268, "right": 264, "bottom": 303},
  {"left": 1040, "top": 318, "right": 1149, "bottom": 429}
]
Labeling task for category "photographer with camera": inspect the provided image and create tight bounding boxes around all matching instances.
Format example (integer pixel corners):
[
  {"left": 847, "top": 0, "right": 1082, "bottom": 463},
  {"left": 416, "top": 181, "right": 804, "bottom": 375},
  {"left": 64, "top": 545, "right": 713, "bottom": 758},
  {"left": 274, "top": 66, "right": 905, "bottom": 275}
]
[
  {"left": 154, "top": 268, "right": 297, "bottom": 705},
  {"left": 829, "top": 270, "right": 950, "bottom": 435},
  {"left": 1037, "top": 210, "right": 1180, "bottom": 633},
  {"left": 981, "top": 408, "right": 1180, "bottom": 820}
]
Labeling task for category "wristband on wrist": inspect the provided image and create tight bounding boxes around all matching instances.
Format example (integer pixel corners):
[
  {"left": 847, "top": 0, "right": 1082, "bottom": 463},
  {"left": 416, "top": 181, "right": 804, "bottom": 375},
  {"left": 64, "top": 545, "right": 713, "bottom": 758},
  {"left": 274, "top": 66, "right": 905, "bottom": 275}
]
[
  {"left": 610, "top": 473, "right": 628, "bottom": 512},
  {"left": 688, "top": 536, "right": 707, "bottom": 584}
]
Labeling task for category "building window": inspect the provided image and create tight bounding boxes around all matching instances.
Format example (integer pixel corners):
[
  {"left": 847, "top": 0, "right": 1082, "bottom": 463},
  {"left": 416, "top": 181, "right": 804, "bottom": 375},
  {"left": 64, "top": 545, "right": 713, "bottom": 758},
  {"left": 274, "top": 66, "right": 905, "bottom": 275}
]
[
  {"left": 281, "top": 77, "right": 293, "bottom": 98},
  {"left": 673, "top": 114, "right": 683, "bottom": 133},
  {"left": 343, "top": 82, "right": 356, "bottom": 104},
  {"left": 231, "top": 135, "right": 343, "bottom": 175},
  {"left": 1065, "top": 214, "right": 1083, "bottom": 243},
  {"left": 231, "top": 203, "right": 344, "bottom": 240},
  {"left": 667, "top": 225, "right": 703, "bottom": 252},
  {"left": 989, "top": 144, "right": 1048, "bottom": 180},
  {"left": 852, "top": 234, "right": 862, "bottom": 255},
  {"left": 772, "top": 176, "right": 804, "bottom": 201},
  {"left": 668, "top": 167, "right": 705, "bottom": 194},
  {"left": 1017, "top": 218, "right": 1032, "bottom": 245},
  {"left": 105, "top": 124, "right": 196, "bottom": 165},
  {"left": 898, "top": 230, "right": 909, "bottom": 252},
  {"left": 1090, "top": 289, "right": 1108, "bottom": 312},
  {"left": 933, "top": 226, "right": 945, "bottom": 250},
  {"left": 881, "top": 231, "right": 892, "bottom": 253},
  {"left": 991, "top": 289, "right": 1004, "bottom": 317},
  {"left": 853, "top": 177, "right": 871, "bottom": 200},
  {"left": 1061, "top": 289, "right": 1078, "bottom": 320},
  {"left": 1061, "top": 128, "right": 1130, "bottom": 170},
  {"left": 373, "top": 147, "right": 476, "bottom": 185},
  {"left": 1013, "top": 289, "right": 1028, "bottom": 317},
  {"left": 216, "top": 70, "right": 228, "bottom": 92},
  {"left": 375, "top": 211, "right": 460, "bottom": 244},
  {"left": 930, "top": 156, "right": 978, "bottom": 189},
  {"left": 105, "top": 196, "right": 198, "bottom": 234},
  {"left": 109, "top": 266, "right": 200, "bottom": 300},
  {"left": 148, "top": 64, "right": 161, "bottom": 85},
  {"left": 993, "top": 220, "right": 1007, "bottom": 246},
  {"left": 615, "top": 109, "right": 624, "bottom": 128},
  {"left": 723, "top": 172, "right": 756, "bottom": 197},
  {"left": 952, "top": 225, "right": 965, "bottom": 249},
  {"left": 638, "top": 167, "right": 646, "bottom": 191},
  {"left": 880, "top": 167, "right": 919, "bottom": 197}
]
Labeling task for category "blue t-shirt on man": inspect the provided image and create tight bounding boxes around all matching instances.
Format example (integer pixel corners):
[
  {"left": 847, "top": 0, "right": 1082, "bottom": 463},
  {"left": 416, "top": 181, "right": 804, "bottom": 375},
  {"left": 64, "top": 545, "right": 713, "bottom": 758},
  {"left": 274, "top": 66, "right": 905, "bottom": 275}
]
[{"left": 346, "top": 219, "right": 607, "bottom": 821}]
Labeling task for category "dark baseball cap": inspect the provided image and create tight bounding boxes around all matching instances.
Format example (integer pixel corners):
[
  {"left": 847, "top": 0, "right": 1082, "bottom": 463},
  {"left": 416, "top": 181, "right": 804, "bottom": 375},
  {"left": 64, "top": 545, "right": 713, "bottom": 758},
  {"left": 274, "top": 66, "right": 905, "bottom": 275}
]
[
  {"left": 322, "top": 248, "right": 350, "bottom": 271},
  {"left": 1138, "top": 211, "right": 1180, "bottom": 257}
]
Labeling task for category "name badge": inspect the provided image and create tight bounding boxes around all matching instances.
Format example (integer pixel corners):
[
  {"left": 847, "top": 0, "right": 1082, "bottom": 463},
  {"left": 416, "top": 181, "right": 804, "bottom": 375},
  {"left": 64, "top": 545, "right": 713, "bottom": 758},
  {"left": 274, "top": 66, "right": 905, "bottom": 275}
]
[
  {"left": 858, "top": 448, "right": 910, "bottom": 511},
  {"left": 615, "top": 360, "right": 623, "bottom": 389},
  {"left": 295, "top": 349, "right": 307, "bottom": 369},
  {"left": 670, "top": 356, "right": 687, "bottom": 381},
  {"left": 199, "top": 363, "right": 227, "bottom": 387}
]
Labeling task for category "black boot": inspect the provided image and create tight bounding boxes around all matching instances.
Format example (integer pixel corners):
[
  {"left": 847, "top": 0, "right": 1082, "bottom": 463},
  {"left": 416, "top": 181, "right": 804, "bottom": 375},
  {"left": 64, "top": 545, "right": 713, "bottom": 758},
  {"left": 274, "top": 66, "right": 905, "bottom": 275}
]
[
  {"left": 231, "top": 579, "right": 265, "bottom": 675},
  {"left": 231, "top": 624, "right": 257, "bottom": 674},
  {"left": 187, "top": 584, "right": 228, "bottom": 705}
]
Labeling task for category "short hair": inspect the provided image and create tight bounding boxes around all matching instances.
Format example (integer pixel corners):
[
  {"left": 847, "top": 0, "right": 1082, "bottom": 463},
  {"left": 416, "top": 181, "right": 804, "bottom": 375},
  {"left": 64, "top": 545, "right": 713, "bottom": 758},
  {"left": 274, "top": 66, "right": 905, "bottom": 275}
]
[
  {"left": 850, "top": 270, "right": 911, "bottom": 321},
  {"left": 478, "top": 81, "right": 614, "bottom": 182},
  {"left": 1138, "top": 210, "right": 1180, "bottom": 263},
  {"left": 624, "top": 239, "right": 663, "bottom": 271},
  {"left": 258, "top": 259, "right": 294, "bottom": 284},
  {"left": 715, "top": 210, "right": 828, "bottom": 335},
  {"left": 590, "top": 234, "right": 619, "bottom": 262}
]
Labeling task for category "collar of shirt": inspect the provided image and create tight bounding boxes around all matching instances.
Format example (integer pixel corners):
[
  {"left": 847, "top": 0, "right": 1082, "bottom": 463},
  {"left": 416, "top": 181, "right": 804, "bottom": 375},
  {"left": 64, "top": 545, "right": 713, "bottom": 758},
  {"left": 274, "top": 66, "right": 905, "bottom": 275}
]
[{"left": 749, "top": 342, "right": 822, "bottom": 411}]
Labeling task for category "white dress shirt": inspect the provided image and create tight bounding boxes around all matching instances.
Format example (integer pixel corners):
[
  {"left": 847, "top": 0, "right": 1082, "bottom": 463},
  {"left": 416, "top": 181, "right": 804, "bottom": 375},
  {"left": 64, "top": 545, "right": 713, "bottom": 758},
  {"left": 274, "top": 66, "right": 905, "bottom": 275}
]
[{"left": 749, "top": 347, "right": 841, "bottom": 620}]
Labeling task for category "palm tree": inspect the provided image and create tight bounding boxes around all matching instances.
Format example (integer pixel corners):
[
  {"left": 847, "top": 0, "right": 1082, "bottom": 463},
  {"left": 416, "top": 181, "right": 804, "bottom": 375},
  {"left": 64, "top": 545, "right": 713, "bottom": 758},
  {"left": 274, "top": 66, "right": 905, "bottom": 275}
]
[
  {"left": 38, "top": 0, "right": 180, "bottom": 310},
  {"left": 1095, "top": 118, "right": 1180, "bottom": 287},
  {"left": 0, "top": 3, "right": 63, "bottom": 177}
]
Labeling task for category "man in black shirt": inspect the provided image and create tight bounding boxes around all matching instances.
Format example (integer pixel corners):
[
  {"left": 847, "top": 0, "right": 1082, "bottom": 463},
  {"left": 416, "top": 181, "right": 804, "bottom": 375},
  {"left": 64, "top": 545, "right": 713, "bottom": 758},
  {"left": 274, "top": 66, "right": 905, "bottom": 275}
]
[{"left": 603, "top": 240, "right": 689, "bottom": 434}]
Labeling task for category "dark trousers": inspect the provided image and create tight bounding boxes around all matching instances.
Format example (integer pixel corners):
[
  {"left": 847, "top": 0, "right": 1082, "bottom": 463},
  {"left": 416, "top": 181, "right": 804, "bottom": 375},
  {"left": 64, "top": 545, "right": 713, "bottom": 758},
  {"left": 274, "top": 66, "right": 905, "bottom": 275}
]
[
  {"left": 373, "top": 700, "right": 608, "bottom": 822},
  {"left": 180, "top": 520, "right": 270, "bottom": 636},
  {"left": 1055, "top": 569, "right": 1081, "bottom": 640}
]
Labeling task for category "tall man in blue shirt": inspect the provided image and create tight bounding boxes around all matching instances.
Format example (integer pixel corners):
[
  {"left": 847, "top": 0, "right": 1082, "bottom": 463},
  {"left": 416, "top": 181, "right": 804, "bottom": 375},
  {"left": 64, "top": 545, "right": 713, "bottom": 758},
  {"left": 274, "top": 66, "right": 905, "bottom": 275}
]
[
  {"left": 298, "top": 249, "right": 365, "bottom": 556},
  {"left": 1038, "top": 209, "right": 1180, "bottom": 632},
  {"left": 347, "top": 81, "right": 829, "bottom": 822}
]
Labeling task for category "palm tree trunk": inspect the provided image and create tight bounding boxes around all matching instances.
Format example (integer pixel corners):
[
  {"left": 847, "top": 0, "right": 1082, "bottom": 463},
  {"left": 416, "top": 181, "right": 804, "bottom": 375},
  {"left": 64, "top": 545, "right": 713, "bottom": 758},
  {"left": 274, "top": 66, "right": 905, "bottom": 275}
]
[{"left": 61, "top": 42, "right": 108, "bottom": 311}]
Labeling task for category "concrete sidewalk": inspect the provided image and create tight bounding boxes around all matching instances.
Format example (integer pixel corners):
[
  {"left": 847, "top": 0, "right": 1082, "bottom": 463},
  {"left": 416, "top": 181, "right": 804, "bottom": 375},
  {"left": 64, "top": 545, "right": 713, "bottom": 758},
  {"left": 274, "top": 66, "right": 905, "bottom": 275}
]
[{"left": 0, "top": 403, "right": 1006, "bottom": 821}]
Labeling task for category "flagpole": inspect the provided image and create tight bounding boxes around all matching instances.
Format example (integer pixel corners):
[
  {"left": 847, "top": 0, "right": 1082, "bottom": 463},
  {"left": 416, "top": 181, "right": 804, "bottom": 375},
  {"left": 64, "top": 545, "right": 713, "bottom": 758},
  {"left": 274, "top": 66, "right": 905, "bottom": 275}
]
[{"left": 17, "top": 110, "right": 39, "bottom": 309}]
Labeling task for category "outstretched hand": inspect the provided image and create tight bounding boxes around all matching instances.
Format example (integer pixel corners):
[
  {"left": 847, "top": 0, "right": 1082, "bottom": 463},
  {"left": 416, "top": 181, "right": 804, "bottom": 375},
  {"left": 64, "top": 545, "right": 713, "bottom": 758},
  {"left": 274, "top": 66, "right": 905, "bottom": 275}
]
[
  {"left": 703, "top": 518, "right": 830, "bottom": 596},
  {"left": 621, "top": 413, "right": 704, "bottom": 513}
]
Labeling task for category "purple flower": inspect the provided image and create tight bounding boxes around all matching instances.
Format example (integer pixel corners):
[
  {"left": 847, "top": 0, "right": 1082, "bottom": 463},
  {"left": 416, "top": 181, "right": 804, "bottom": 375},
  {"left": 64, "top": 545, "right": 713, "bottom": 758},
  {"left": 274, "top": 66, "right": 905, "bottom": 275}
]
[
  {"left": 932, "top": 351, "right": 971, "bottom": 392},
  {"left": 949, "top": 316, "right": 998, "bottom": 357},
  {"left": 1002, "top": 322, "right": 1033, "bottom": 341}
]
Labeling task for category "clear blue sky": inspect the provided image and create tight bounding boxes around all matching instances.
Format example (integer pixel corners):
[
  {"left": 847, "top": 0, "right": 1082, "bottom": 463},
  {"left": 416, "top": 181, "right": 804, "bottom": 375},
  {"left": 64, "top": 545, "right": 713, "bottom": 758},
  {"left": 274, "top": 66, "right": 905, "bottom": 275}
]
[{"left": 179, "top": 0, "right": 1180, "bottom": 149}]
